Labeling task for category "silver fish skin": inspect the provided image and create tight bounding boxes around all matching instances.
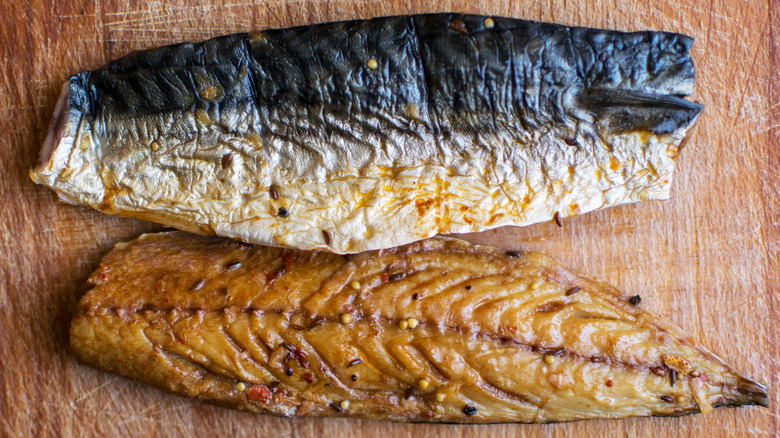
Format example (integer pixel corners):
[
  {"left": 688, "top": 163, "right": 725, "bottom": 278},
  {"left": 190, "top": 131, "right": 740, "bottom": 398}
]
[{"left": 32, "top": 13, "right": 702, "bottom": 253}]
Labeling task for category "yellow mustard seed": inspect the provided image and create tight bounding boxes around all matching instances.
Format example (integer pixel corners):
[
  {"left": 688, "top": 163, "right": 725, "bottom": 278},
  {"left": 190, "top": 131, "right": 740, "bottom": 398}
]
[
  {"left": 150, "top": 141, "right": 159, "bottom": 151},
  {"left": 340, "top": 313, "right": 354, "bottom": 324},
  {"left": 340, "top": 400, "right": 350, "bottom": 410},
  {"left": 544, "top": 354, "right": 555, "bottom": 366},
  {"left": 530, "top": 282, "right": 541, "bottom": 290},
  {"left": 484, "top": 18, "right": 495, "bottom": 29},
  {"left": 236, "top": 382, "right": 247, "bottom": 391},
  {"left": 366, "top": 59, "right": 379, "bottom": 70},
  {"left": 418, "top": 379, "right": 430, "bottom": 390},
  {"left": 435, "top": 392, "right": 447, "bottom": 402},
  {"left": 350, "top": 280, "right": 361, "bottom": 290},
  {"left": 406, "top": 317, "right": 419, "bottom": 329},
  {"left": 399, "top": 320, "right": 408, "bottom": 330}
]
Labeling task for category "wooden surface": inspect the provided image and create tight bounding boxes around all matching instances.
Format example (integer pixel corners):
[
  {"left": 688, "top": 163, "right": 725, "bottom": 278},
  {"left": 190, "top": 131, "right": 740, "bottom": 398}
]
[{"left": 0, "top": 0, "right": 776, "bottom": 436}]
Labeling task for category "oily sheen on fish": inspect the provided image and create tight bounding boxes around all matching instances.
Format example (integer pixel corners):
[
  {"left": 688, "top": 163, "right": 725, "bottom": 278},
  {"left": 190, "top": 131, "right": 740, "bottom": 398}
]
[
  {"left": 32, "top": 14, "right": 702, "bottom": 253},
  {"left": 70, "top": 232, "right": 766, "bottom": 423}
]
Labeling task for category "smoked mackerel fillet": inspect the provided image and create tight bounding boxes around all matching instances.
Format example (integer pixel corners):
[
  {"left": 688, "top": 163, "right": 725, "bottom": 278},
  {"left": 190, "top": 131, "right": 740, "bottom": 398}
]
[
  {"left": 33, "top": 14, "right": 703, "bottom": 253},
  {"left": 70, "top": 232, "right": 766, "bottom": 423}
]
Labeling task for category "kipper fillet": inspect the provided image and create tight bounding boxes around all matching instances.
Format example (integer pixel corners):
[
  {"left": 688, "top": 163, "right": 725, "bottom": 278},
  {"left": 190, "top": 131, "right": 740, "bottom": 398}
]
[
  {"left": 32, "top": 14, "right": 702, "bottom": 253},
  {"left": 70, "top": 232, "right": 766, "bottom": 423}
]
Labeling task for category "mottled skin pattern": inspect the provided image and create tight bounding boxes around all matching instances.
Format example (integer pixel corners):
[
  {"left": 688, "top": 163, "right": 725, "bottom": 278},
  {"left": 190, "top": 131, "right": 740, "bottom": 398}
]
[
  {"left": 70, "top": 232, "right": 766, "bottom": 423},
  {"left": 33, "top": 14, "right": 702, "bottom": 253}
]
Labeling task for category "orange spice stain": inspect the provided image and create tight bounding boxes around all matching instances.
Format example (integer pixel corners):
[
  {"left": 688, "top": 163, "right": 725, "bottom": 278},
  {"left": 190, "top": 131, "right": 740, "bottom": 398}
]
[
  {"left": 647, "top": 162, "right": 659, "bottom": 178},
  {"left": 199, "top": 85, "right": 221, "bottom": 100},
  {"left": 486, "top": 213, "right": 504, "bottom": 226},
  {"left": 415, "top": 198, "right": 436, "bottom": 217},
  {"left": 609, "top": 157, "right": 621, "bottom": 172}
]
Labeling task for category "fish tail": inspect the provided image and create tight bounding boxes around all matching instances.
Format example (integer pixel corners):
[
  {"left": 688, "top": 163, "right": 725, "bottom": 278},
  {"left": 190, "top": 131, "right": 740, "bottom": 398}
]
[
  {"left": 729, "top": 374, "right": 769, "bottom": 408},
  {"left": 578, "top": 87, "right": 703, "bottom": 136}
]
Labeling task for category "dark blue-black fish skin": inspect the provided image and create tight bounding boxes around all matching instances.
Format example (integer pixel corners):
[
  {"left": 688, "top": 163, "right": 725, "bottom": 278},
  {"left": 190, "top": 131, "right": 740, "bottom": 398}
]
[{"left": 76, "top": 13, "right": 701, "bottom": 147}]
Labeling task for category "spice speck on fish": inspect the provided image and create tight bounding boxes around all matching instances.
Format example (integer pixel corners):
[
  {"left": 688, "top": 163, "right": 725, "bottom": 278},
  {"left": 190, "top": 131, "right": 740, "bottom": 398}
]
[{"left": 340, "top": 313, "right": 354, "bottom": 324}]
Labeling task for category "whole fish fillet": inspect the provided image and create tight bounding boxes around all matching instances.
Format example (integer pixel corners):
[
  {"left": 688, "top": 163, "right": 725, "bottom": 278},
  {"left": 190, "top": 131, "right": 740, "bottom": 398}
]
[
  {"left": 70, "top": 232, "right": 766, "bottom": 423},
  {"left": 32, "top": 13, "right": 702, "bottom": 254}
]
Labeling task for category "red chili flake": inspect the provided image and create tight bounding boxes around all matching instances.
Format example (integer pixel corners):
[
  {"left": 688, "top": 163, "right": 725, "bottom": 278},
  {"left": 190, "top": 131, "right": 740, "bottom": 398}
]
[
  {"left": 163, "top": 297, "right": 170, "bottom": 304},
  {"left": 156, "top": 280, "right": 164, "bottom": 292},
  {"left": 507, "top": 326, "right": 518, "bottom": 334},
  {"left": 266, "top": 266, "right": 286, "bottom": 283},
  {"left": 303, "top": 372, "right": 315, "bottom": 383},
  {"left": 272, "top": 389, "right": 286, "bottom": 404},
  {"left": 553, "top": 211, "right": 562, "bottom": 227},
  {"left": 247, "top": 385, "right": 272, "bottom": 403},
  {"left": 652, "top": 367, "right": 667, "bottom": 377},
  {"left": 344, "top": 304, "right": 354, "bottom": 313},
  {"left": 606, "top": 380, "right": 614, "bottom": 387},
  {"left": 421, "top": 412, "right": 434, "bottom": 419},
  {"left": 99, "top": 272, "right": 107, "bottom": 281},
  {"left": 381, "top": 272, "right": 389, "bottom": 283},
  {"left": 174, "top": 334, "right": 185, "bottom": 344},
  {"left": 221, "top": 153, "right": 233, "bottom": 168},
  {"left": 293, "top": 348, "right": 309, "bottom": 369},
  {"left": 281, "top": 253, "right": 294, "bottom": 270},
  {"left": 449, "top": 18, "right": 468, "bottom": 35}
]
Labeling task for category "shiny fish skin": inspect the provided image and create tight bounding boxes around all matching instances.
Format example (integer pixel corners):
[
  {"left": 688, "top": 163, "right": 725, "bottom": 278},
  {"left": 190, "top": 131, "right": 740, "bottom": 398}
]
[
  {"left": 33, "top": 14, "right": 702, "bottom": 253},
  {"left": 70, "top": 232, "right": 765, "bottom": 423}
]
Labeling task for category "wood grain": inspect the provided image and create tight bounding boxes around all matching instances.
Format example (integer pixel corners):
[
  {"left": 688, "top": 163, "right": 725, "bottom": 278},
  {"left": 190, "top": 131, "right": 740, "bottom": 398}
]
[{"left": 0, "top": 0, "right": 775, "bottom": 436}]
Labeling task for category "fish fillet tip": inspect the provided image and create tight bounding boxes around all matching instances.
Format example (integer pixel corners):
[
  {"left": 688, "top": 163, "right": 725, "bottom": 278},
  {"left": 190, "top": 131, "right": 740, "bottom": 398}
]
[
  {"left": 31, "top": 81, "right": 72, "bottom": 180},
  {"left": 734, "top": 376, "right": 769, "bottom": 408}
]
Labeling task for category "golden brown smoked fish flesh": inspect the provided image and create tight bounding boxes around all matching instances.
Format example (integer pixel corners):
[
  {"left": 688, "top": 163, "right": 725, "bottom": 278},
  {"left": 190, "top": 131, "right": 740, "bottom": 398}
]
[
  {"left": 70, "top": 232, "right": 766, "bottom": 423},
  {"left": 32, "top": 13, "right": 702, "bottom": 253}
]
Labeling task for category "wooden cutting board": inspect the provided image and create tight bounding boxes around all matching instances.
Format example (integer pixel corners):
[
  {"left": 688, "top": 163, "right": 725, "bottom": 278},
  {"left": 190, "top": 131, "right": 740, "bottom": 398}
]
[{"left": 1, "top": 0, "right": 776, "bottom": 436}]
